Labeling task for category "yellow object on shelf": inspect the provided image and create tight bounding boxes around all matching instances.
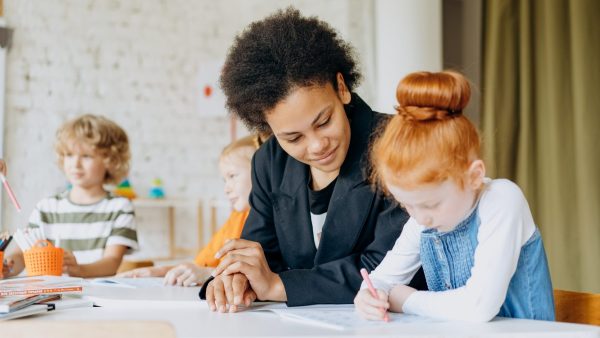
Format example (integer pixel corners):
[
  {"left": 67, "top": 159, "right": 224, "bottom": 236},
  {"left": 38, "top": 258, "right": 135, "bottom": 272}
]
[{"left": 114, "top": 179, "right": 137, "bottom": 199}]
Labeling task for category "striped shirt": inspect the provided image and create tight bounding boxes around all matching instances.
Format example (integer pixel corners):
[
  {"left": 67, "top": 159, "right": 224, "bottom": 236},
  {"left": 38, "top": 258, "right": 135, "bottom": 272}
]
[{"left": 28, "top": 191, "right": 138, "bottom": 264}]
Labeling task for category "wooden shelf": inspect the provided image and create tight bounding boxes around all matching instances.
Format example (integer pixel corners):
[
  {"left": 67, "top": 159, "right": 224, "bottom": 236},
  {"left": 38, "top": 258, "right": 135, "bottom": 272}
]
[{"left": 132, "top": 198, "right": 204, "bottom": 259}]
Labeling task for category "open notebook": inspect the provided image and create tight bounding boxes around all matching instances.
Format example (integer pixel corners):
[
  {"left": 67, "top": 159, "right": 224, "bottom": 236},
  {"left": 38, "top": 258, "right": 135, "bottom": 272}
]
[{"left": 251, "top": 303, "right": 440, "bottom": 330}]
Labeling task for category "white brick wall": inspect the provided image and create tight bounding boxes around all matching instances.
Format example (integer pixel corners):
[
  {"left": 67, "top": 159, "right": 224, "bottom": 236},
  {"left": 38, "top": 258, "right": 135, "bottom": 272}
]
[{"left": 1, "top": 0, "right": 374, "bottom": 258}]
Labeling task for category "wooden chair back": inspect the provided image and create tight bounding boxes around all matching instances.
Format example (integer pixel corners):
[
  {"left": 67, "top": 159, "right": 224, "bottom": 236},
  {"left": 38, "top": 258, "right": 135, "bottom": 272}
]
[{"left": 554, "top": 289, "right": 600, "bottom": 325}]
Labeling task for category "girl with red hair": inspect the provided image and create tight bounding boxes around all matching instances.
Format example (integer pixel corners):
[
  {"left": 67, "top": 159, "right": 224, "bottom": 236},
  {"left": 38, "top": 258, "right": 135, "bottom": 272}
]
[{"left": 354, "top": 71, "right": 554, "bottom": 322}]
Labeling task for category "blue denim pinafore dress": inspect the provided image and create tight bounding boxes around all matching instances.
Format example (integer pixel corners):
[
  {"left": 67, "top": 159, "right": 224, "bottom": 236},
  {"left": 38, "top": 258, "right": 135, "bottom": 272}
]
[{"left": 419, "top": 208, "right": 555, "bottom": 320}]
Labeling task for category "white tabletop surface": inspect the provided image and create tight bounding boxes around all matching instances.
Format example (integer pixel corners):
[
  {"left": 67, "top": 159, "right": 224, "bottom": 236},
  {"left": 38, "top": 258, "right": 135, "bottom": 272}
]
[{"left": 21, "top": 281, "right": 600, "bottom": 338}]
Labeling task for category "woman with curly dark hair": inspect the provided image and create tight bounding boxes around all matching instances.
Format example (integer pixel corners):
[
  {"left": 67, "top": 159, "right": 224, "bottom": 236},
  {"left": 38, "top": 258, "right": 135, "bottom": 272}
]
[{"left": 201, "top": 7, "right": 426, "bottom": 312}]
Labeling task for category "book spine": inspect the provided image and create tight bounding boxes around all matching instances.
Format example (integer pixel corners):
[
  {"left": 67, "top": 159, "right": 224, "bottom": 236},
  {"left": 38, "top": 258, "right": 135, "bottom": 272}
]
[{"left": 0, "top": 286, "right": 83, "bottom": 297}]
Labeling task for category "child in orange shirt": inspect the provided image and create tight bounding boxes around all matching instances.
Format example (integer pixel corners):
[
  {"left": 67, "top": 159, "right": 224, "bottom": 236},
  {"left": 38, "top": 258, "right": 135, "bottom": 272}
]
[{"left": 119, "top": 135, "right": 260, "bottom": 286}]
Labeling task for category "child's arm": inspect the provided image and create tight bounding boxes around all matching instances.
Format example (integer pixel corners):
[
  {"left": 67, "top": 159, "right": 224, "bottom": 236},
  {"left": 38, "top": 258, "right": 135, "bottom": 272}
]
[
  {"left": 354, "top": 217, "right": 422, "bottom": 320},
  {"left": 367, "top": 217, "right": 423, "bottom": 292},
  {"left": 163, "top": 263, "right": 212, "bottom": 286},
  {"left": 387, "top": 284, "right": 416, "bottom": 312},
  {"left": 400, "top": 180, "right": 535, "bottom": 322},
  {"left": 63, "top": 244, "right": 128, "bottom": 278},
  {"left": 68, "top": 197, "right": 139, "bottom": 278},
  {"left": 1, "top": 245, "right": 26, "bottom": 278},
  {"left": 5, "top": 200, "right": 46, "bottom": 278},
  {"left": 117, "top": 265, "right": 172, "bottom": 278}
]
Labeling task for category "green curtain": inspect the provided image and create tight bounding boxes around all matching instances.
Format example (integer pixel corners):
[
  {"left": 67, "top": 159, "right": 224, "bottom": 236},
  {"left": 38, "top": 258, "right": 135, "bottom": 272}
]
[{"left": 482, "top": 0, "right": 600, "bottom": 293}]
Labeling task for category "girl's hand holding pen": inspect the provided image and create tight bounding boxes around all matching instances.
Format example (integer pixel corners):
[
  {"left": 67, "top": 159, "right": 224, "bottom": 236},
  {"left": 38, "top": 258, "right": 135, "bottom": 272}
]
[
  {"left": 354, "top": 268, "right": 390, "bottom": 321},
  {"left": 354, "top": 288, "right": 390, "bottom": 321}
]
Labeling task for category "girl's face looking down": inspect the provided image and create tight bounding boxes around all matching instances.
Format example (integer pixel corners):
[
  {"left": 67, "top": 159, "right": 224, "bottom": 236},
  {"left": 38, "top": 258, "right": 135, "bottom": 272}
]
[
  {"left": 219, "top": 153, "right": 252, "bottom": 212},
  {"left": 386, "top": 160, "right": 485, "bottom": 232}
]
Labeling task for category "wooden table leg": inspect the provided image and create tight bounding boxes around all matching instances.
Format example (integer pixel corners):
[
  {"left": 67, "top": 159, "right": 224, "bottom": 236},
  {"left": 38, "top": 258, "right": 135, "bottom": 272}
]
[
  {"left": 168, "top": 206, "right": 175, "bottom": 258},
  {"left": 197, "top": 200, "right": 204, "bottom": 250}
]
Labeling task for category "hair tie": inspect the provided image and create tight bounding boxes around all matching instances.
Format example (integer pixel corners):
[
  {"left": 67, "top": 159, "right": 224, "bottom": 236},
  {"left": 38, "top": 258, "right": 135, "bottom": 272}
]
[{"left": 394, "top": 106, "right": 413, "bottom": 120}]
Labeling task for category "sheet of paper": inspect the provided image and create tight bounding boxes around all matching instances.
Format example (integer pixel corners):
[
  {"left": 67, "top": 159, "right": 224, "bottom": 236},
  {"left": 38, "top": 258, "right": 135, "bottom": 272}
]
[
  {"left": 252, "top": 304, "right": 441, "bottom": 330},
  {"left": 49, "top": 295, "right": 95, "bottom": 310},
  {"left": 0, "top": 304, "right": 48, "bottom": 321},
  {"left": 85, "top": 295, "right": 205, "bottom": 309},
  {"left": 89, "top": 277, "right": 165, "bottom": 288}
]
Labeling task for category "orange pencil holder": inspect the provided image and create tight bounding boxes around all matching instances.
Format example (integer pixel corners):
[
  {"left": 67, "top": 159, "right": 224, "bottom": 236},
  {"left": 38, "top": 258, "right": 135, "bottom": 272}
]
[
  {"left": 23, "top": 240, "right": 64, "bottom": 276},
  {"left": 0, "top": 250, "right": 4, "bottom": 266}
]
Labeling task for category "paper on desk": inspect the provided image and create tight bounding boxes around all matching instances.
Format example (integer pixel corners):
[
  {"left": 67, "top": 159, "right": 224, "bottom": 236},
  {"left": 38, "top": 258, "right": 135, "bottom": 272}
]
[
  {"left": 0, "top": 295, "right": 93, "bottom": 321},
  {"left": 46, "top": 295, "right": 94, "bottom": 310},
  {"left": 251, "top": 304, "right": 440, "bottom": 330},
  {"left": 89, "top": 277, "right": 165, "bottom": 288},
  {"left": 0, "top": 304, "right": 48, "bottom": 321},
  {"left": 85, "top": 295, "right": 206, "bottom": 309}
]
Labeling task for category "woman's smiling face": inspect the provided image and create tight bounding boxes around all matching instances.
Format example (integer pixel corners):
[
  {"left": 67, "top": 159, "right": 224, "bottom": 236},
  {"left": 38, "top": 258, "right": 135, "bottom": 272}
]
[{"left": 266, "top": 74, "right": 352, "bottom": 175}]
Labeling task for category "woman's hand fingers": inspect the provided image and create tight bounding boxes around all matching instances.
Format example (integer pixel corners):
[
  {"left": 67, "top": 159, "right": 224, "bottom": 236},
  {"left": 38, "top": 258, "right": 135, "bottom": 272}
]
[
  {"left": 231, "top": 273, "right": 249, "bottom": 306},
  {"left": 243, "top": 288, "right": 257, "bottom": 306},
  {"left": 214, "top": 239, "right": 261, "bottom": 260},
  {"left": 212, "top": 246, "right": 264, "bottom": 277},
  {"left": 206, "top": 281, "right": 217, "bottom": 311}
]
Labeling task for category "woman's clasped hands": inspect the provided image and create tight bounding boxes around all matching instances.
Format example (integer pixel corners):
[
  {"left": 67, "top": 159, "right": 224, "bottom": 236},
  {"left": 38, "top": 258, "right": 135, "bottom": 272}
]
[{"left": 206, "top": 238, "right": 286, "bottom": 313}]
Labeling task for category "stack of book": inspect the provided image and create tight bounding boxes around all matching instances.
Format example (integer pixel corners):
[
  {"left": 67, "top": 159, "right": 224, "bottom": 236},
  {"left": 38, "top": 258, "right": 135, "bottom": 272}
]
[{"left": 0, "top": 275, "right": 91, "bottom": 320}]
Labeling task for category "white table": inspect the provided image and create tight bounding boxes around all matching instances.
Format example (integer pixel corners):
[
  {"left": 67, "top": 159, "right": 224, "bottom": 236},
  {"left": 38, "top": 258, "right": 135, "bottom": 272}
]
[{"left": 23, "top": 283, "right": 600, "bottom": 338}]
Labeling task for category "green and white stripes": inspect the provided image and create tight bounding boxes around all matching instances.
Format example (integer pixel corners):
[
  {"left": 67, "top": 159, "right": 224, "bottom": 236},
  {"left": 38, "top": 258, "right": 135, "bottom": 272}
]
[{"left": 28, "top": 191, "right": 138, "bottom": 264}]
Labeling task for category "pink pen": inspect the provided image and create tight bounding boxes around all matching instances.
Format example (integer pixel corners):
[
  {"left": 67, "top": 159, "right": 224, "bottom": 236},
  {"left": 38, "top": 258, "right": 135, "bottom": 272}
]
[
  {"left": 1, "top": 174, "right": 22, "bottom": 212},
  {"left": 360, "top": 268, "right": 390, "bottom": 322}
]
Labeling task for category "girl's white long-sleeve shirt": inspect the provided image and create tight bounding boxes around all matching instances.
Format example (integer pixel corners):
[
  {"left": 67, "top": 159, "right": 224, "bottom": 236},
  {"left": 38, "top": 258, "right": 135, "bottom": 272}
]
[{"left": 363, "top": 178, "right": 536, "bottom": 322}]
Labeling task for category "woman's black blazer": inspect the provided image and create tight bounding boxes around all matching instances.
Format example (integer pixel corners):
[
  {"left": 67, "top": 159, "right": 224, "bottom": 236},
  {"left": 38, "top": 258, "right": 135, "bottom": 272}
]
[{"left": 200, "top": 94, "right": 426, "bottom": 305}]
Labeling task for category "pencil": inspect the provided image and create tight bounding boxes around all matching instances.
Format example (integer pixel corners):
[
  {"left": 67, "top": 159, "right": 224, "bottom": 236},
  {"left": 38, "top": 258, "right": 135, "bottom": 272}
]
[
  {"left": 360, "top": 268, "right": 390, "bottom": 322},
  {"left": 0, "top": 235, "right": 13, "bottom": 251},
  {"left": 0, "top": 173, "right": 22, "bottom": 212}
]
